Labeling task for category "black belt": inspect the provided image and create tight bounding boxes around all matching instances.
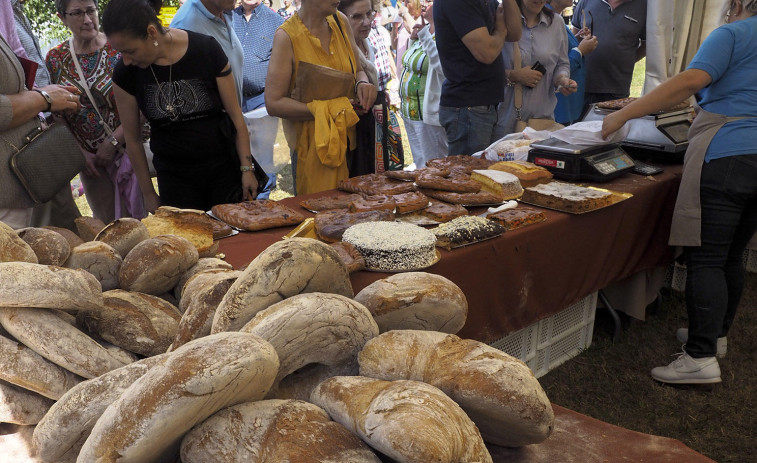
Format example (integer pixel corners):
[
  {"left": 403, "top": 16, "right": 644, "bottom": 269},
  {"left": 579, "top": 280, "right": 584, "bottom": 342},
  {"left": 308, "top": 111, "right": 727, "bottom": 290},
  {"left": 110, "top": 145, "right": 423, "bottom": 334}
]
[{"left": 243, "top": 90, "right": 264, "bottom": 98}]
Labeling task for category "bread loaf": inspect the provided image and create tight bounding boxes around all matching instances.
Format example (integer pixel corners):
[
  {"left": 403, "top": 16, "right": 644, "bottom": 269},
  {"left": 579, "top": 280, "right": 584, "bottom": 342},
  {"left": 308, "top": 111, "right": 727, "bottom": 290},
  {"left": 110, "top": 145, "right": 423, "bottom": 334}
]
[
  {"left": 0, "top": 379, "right": 55, "bottom": 425},
  {"left": 212, "top": 238, "right": 352, "bottom": 333},
  {"left": 0, "top": 307, "right": 133, "bottom": 379},
  {"left": 0, "top": 333, "right": 82, "bottom": 400},
  {"left": 16, "top": 227, "right": 71, "bottom": 265},
  {"left": 141, "top": 207, "right": 214, "bottom": 254},
  {"left": 74, "top": 216, "right": 106, "bottom": 241},
  {"left": 172, "top": 269, "right": 240, "bottom": 350},
  {"left": 180, "top": 399, "right": 382, "bottom": 463},
  {"left": 43, "top": 225, "right": 85, "bottom": 249},
  {"left": 65, "top": 241, "right": 123, "bottom": 291},
  {"left": 240, "top": 293, "right": 379, "bottom": 397},
  {"left": 78, "top": 332, "right": 279, "bottom": 463},
  {"left": 77, "top": 290, "right": 182, "bottom": 357},
  {"left": 355, "top": 272, "right": 468, "bottom": 334},
  {"left": 0, "top": 262, "right": 103, "bottom": 311},
  {"left": 33, "top": 354, "right": 169, "bottom": 463},
  {"left": 119, "top": 235, "right": 199, "bottom": 295},
  {"left": 173, "top": 257, "right": 234, "bottom": 302},
  {"left": 0, "top": 221, "right": 37, "bottom": 263},
  {"left": 310, "top": 376, "right": 493, "bottom": 463},
  {"left": 358, "top": 330, "right": 555, "bottom": 446},
  {"left": 94, "top": 217, "right": 150, "bottom": 258}
]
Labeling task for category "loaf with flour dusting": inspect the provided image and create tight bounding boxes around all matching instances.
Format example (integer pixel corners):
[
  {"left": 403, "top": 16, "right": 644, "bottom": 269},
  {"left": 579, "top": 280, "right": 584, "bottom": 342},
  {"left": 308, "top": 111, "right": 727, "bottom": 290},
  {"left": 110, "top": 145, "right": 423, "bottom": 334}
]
[
  {"left": 65, "top": 241, "right": 123, "bottom": 291},
  {"left": 16, "top": 227, "right": 70, "bottom": 265},
  {"left": 0, "top": 221, "right": 37, "bottom": 263},
  {"left": 94, "top": 217, "right": 150, "bottom": 258},
  {"left": 118, "top": 235, "right": 199, "bottom": 295},
  {"left": 358, "top": 330, "right": 554, "bottom": 447},
  {"left": 310, "top": 376, "right": 493, "bottom": 463},
  {"left": 0, "top": 262, "right": 103, "bottom": 311},
  {"left": 0, "top": 379, "right": 55, "bottom": 425}
]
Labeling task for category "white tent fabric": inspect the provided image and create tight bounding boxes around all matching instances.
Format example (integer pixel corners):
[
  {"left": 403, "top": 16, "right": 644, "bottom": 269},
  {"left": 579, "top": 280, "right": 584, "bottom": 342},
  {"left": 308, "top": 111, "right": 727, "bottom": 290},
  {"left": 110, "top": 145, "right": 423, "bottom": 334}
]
[{"left": 643, "top": 0, "right": 729, "bottom": 94}]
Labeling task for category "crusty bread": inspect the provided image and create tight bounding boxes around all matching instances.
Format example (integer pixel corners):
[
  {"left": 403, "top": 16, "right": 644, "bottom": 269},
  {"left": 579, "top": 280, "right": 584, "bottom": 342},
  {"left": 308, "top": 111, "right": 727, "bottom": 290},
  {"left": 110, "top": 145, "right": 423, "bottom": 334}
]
[
  {"left": 358, "top": 330, "right": 555, "bottom": 447},
  {"left": 33, "top": 354, "right": 168, "bottom": 463},
  {"left": 310, "top": 376, "right": 493, "bottom": 463},
  {"left": 0, "top": 333, "right": 82, "bottom": 400},
  {"left": 43, "top": 225, "right": 85, "bottom": 249},
  {"left": 64, "top": 241, "right": 123, "bottom": 291},
  {"left": 173, "top": 257, "right": 234, "bottom": 302},
  {"left": 0, "top": 307, "right": 133, "bottom": 379},
  {"left": 354, "top": 272, "right": 468, "bottom": 334},
  {"left": 16, "top": 227, "right": 70, "bottom": 265},
  {"left": 212, "top": 238, "right": 352, "bottom": 333},
  {"left": 180, "top": 399, "right": 382, "bottom": 463},
  {"left": 94, "top": 217, "right": 150, "bottom": 258},
  {"left": 0, "top": 262, "right": 103, "bottom": 311},
  {"left": 78, "top": 332, "right": 280, "bottom": 463},
  {"left": 77, "top": 289, "right": 182, "bottom": 357},
  {"left": 141, "top": 206, "right": 214, "bottom": 254},
  {"left": 240, "top": 293, "right": 379, "bottom": 397},
  {"left": 0, "top": 379, "right": 55, "bottom": 425},
  {"left": 74, "top": 216, "right": 106, "bottom": 242},
  {"left": 172, "top": 269, "right": 241, "bottom": 351},
  {"left": 0, "top": 221, "right": 37, "bottom": 263},
  {"left": 119, "top": 235, "right": 199, "bottom": 295}
]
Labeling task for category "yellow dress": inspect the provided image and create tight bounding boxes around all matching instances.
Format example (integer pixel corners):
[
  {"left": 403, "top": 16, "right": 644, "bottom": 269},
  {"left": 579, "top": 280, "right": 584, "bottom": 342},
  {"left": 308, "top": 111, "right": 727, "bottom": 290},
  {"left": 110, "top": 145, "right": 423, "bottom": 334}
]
[{"left": 281, "top": 13, "right": 358, "bottom": 195}]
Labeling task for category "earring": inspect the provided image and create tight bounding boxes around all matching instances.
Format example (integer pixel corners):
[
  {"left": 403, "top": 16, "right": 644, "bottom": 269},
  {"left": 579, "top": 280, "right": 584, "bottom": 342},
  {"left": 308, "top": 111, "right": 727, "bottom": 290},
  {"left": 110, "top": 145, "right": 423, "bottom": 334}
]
[{"left": 153, "top": 40, "right": 159, "bottom": 47}]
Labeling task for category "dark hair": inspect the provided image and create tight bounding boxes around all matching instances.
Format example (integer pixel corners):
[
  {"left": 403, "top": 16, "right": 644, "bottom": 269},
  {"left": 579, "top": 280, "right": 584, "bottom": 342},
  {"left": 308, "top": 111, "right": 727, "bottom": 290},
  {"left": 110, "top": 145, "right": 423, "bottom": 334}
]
[
  {"left": 102, "top": 0, "right": 165, "bottom": 39},
  {"left": 55, "top": 0, "right": 96, "bottom": 16},
  {"left": 515, "top": 0, "right": 554, "bottom": 23},
  {"left": 338, "top": 0, "right": 375, "bottom": 14}
]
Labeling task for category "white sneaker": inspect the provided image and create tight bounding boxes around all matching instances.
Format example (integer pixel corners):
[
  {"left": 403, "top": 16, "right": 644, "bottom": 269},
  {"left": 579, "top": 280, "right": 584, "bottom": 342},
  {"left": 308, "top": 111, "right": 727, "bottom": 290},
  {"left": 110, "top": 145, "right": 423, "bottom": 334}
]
[
  {"left": 651, "top": 351, "right": 721, "bottom": 384},
  {"left": 676, "top": 328, "right": 727, "bottom": 358}
]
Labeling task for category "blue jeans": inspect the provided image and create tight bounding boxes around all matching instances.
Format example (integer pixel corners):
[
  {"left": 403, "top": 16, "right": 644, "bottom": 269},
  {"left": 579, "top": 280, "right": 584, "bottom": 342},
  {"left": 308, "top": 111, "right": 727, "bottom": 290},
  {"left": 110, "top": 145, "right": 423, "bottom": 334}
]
[
  {"left": 438, "top": 105, "right": 498, "bottom": 156},
  {"left": 684, "top": 154, "right": 757, "bottom": 358}
]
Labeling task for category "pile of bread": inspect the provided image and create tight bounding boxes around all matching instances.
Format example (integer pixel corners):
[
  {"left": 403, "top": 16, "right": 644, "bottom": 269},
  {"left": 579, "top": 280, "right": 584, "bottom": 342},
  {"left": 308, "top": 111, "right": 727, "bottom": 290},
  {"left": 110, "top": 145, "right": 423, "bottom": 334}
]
[{"left": 1, "top": 218, "right": 555, "bottom": 463}]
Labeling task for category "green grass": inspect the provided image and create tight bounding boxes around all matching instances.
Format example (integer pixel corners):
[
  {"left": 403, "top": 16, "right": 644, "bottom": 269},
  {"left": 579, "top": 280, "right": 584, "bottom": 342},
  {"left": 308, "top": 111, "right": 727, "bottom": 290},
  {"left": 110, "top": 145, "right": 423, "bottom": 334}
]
[{"left": 630, "top": 58, "right": 646, "bottom": 98}]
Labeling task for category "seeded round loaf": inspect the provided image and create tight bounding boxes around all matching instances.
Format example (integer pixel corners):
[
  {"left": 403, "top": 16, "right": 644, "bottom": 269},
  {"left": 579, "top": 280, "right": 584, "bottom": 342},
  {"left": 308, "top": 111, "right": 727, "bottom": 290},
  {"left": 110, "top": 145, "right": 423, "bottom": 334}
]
[{"left": 118, "top": 235, "right": 199, "bottom": 295}]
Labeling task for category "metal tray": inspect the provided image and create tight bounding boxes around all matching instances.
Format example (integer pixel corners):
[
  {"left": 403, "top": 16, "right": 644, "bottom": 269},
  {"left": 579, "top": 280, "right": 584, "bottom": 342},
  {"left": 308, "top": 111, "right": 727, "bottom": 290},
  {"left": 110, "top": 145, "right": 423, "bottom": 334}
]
[{"left": 519, "top": 186, "right": 632, "bottom": 214}]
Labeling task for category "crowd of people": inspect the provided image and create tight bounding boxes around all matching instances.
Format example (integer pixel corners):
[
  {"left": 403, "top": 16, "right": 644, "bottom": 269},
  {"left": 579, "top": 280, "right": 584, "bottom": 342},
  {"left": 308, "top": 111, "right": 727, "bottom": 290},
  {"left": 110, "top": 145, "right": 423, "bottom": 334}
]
[{"left": 2, "top": 0, "right": 756, "bottom": 386}]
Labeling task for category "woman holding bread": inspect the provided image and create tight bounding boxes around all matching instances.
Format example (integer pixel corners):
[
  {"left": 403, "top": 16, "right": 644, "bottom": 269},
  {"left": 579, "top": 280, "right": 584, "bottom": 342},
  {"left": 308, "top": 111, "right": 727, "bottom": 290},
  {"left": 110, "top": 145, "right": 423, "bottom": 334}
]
[
  {"left": 602, "top": 0, "right": 757, "bottom": 385},
  {"left": 102, "top": 0, "right": 259, "bottom": 213}
]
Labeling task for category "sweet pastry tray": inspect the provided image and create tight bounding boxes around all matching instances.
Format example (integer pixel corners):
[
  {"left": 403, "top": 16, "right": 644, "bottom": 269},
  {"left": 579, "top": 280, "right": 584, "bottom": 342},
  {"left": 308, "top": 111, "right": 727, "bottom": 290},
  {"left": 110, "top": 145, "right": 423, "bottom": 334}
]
[
  {"left": 282, "top": 218, "right": 317, "bottom": 240},
  {"left": 435, "top": 233, "right": 504, "bottom": 250},
  {"left": 364, "top": 250, "right": 441, "bottom": 273},
  {"left": 519, "top": 187, "right": 632, "bottom": 215}
]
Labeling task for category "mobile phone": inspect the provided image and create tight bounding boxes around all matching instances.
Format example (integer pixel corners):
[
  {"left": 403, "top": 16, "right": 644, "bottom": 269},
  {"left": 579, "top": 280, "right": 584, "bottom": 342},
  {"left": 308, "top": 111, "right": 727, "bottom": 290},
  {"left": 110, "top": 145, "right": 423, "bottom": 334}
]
[{"left": 531, "top": 61, "right": 546, "bottom": 75}]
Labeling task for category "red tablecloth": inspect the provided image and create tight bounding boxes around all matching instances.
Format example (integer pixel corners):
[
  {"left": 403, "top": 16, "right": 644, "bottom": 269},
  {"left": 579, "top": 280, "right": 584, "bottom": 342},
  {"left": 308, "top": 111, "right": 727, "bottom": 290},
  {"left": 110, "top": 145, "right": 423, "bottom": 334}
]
[{"left": 220, "top": 166, "right": 682, "bottom": 344}]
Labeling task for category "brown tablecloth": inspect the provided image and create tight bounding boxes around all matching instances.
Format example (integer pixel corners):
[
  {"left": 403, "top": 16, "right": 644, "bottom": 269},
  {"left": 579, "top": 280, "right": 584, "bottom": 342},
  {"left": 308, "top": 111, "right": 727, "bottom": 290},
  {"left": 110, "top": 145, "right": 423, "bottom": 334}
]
[{"left": 219, "top": 166, "right": 682, "bottom": 344}]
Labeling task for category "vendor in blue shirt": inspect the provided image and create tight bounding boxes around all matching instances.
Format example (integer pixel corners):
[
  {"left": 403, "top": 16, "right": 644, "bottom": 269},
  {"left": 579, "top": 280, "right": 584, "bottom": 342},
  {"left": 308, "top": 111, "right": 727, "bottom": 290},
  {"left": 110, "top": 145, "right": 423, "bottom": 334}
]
[{"left": 601, "top": 1, "right": 757, "bottom": 386}]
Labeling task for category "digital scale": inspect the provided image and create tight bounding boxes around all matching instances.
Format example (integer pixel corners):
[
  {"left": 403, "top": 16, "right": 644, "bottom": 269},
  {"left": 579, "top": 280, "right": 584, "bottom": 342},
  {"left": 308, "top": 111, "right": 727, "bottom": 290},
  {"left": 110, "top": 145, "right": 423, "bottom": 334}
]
[{"left": 527, "top": 138, "right": 635, "bottom": 182}]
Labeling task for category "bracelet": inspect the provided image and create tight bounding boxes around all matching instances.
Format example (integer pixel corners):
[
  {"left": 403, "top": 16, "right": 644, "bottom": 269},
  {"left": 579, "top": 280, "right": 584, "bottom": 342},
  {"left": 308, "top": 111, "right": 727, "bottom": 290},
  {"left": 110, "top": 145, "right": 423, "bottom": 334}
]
[
  {"left": 355, "top": 80, "right": 369, "bottom": 94},
  {"left": 33, "top": 89, "right": 52, "bottom": 112},
  {"left": 240, "top": 164, "right": 256, "bottom": 173}
]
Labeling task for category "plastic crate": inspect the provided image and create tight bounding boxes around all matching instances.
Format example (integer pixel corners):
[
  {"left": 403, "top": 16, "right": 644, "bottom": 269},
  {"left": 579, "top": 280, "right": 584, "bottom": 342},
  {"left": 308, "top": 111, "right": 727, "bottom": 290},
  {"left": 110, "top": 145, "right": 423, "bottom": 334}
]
[
  {"left": 489, "top": 292, "right": 597, "bottom": 378},
  {"left": 665, "top": 249, "right": 757, "bottom": 293}
]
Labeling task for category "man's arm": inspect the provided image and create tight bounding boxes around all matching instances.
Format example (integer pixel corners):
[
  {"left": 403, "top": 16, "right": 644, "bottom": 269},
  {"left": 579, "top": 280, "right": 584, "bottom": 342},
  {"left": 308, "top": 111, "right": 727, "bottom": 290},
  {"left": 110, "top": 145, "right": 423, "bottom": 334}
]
[
  {"left": 460, "top": 3, "right": 506, "bottom": 64},
  {"left": 502, "top": 0, "right": 522, "bottom": 42}
]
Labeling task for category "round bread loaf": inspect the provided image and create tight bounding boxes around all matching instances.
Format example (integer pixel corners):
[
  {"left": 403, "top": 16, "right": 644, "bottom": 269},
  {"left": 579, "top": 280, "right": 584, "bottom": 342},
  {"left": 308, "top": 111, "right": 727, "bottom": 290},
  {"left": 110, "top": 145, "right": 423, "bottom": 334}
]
[
  {"left": 172, "top": 269, "right": 241, "bottom": 351},
  {"left": 94, "top": 217, "right": 150, "bottom": 258},
  {"left": 0, "top": 379, "right": 56, "bottom": 425},
  {"left": 119, "top": 235, "right": 199, "bottom": 295},
  {"left": 0, "top": 262, "right": 103, "bottom": 311},
  {"left": 240, "top": 293, "right": 379, "bottom": 398},
  {"left": 77, "top": 332, "right": 280, "bottom": 463},
  {"left": 0, "top": 307, "right": 133, "bottom": 379},
  {"left": 355, "top": 272, "right": 468, "bottom": 334},
  {"left": 75, "top": 216, "right": 106, "bottom": 242},
  {"left": 16, "top": 227, "right": 70, "bottom": 265},
  {"left": 212, "top": 238, "right": 352, "bottom": 333},
  {"left": 65, "top": 241, "right": 123, "bottom": 291},
  {"left": 0, "top": 221, "right": 37, "bottom": 263},
  {"left": 77, "top": 290, "right": 182, "bottom": 357},
  {"left": 173, "top": 257, "right": 234, "bottom": 302},
  {"left": 358, "top": 330, "right": 555, "bottom": 447},
  {"left": 43, "top": 225, "right": 85, "bottom": 249},
  {"left": 33, "top": 354, "right": 169, "bottom": 463},
  {"left": 181, "top": 399, "right": 382, "bottom": 463},
  {"left": 0, "top": 333, "right": 82, "bottom": 400},
  {"left": 310, "top": 376, "right": 493, "bottom": 463}
]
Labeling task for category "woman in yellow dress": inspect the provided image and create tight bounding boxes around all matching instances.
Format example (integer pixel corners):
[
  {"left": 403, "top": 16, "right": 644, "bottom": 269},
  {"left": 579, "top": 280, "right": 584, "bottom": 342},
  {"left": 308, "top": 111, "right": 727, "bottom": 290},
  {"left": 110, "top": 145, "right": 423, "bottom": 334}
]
[{"left": 265, "top": 0, "right": 377, "bottom": 195}]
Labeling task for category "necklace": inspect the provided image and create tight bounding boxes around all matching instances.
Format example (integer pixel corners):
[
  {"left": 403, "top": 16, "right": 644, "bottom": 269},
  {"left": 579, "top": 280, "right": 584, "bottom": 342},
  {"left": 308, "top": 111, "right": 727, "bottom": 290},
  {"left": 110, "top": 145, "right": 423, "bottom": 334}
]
[{"left": 149, "top": 30, "right": 179, "bottom": 121}]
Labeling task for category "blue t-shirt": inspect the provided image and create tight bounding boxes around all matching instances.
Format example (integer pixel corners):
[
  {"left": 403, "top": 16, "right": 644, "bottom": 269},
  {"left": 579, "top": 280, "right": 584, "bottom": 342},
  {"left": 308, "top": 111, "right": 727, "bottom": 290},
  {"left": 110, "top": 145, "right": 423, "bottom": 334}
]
[
  {"left": 434, "top": 0, "right": 504, "bottom": 108},
  {"left": 687, "top": 15, "right": 757, "bottom": 161}
]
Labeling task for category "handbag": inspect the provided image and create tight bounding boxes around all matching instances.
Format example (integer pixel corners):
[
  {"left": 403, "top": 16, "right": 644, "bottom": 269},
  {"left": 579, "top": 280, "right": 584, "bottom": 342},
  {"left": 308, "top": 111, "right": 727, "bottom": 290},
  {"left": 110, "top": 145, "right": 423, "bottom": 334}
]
[
  {"left": 3, "top": 123, "right": 85, "bottom": 204},
  {"left": 512, "top": 42, "right": 562, "bottom": 133}
]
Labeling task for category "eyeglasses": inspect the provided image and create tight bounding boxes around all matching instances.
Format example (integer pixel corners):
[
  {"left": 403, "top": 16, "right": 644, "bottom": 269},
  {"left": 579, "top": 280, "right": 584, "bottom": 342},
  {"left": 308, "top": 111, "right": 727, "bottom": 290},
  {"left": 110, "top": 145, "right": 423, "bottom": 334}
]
[
  {"left": 349, "top": 10, "right": 376, "bottom": 23},
  {"left": 65, "top": 8, "right": 98, "bottom": 20}
]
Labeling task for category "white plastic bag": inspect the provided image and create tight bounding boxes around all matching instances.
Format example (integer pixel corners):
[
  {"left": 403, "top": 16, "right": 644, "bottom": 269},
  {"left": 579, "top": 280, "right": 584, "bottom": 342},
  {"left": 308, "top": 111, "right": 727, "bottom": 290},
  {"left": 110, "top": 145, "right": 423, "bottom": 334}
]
[{"left": 549, "top": 120, "right": 630, "bottom": 146}]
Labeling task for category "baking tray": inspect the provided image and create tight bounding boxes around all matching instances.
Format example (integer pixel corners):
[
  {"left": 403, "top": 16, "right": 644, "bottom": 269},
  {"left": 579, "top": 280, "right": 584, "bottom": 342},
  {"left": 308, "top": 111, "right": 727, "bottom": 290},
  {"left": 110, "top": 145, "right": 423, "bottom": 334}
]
[
  {"left": 214, "top": 229, "right": 240, "bottom": 240},
  {"left": 205, "top": 210, "right": 244, "bottom": 232},
  {"left": 364, "top": 249, "right": 441, "bottom": 273},
  {"left": 282, "top": 217, "right": 317, "bottom": 240},
  {"left": 519, "top": 186, "right": 632, "bottom": 214}
]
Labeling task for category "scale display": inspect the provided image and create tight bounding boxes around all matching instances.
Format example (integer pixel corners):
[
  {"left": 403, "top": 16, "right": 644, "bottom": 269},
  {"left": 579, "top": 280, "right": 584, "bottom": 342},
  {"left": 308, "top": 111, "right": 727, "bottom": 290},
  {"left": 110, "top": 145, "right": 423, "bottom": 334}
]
[{"left": 528, "top": 142, "right": 635, "bottom": 182}]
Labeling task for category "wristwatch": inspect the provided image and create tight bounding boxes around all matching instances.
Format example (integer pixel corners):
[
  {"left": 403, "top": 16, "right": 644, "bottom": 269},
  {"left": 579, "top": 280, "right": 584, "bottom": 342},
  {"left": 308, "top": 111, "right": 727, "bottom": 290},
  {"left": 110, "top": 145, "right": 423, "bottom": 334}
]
[
  {"left": 34, "top": 89, "right": 52, "bottom": 112},
  {"left": 240, "top": 165, "right": 256, "bottom": 172}
]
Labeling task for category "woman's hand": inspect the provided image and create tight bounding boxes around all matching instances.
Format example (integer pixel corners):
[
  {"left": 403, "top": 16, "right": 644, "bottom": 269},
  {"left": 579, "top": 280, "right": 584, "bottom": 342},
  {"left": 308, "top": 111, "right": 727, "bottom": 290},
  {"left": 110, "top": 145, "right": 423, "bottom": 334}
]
[
  {"left": 356, "top": 81, "right": 378, "bottom": 112},
  {"left": 556, "top": 76, "right": 578, "bottom": 96},
  {"left": 41, "top": 84, "right": 81, "bottom": 113},
  {"left": 242, "top": 171, "right": 259, "bottom": 200},
  {"left": 511, "top": 67, "right": 543, "bottom": 88},
  {"left": 601, "top": 111, "right": 628, "bottom": 140},
  {"left": 578, "top": 35, "right": 598, "bottom": 55}
]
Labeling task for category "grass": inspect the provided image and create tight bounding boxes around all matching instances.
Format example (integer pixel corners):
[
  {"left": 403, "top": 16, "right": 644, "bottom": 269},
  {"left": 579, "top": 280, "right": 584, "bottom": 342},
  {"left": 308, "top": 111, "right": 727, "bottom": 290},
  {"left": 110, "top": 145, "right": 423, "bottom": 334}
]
[{"left": 539, "top": 272, "right": 757, "bottom": 463}]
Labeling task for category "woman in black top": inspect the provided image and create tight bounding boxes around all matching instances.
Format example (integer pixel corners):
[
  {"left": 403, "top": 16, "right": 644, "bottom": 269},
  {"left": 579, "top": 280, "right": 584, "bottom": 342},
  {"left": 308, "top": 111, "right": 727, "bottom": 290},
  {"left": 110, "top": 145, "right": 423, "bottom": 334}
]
[{"left": 103, "top": 0, "right": 259, "bottom": 212}]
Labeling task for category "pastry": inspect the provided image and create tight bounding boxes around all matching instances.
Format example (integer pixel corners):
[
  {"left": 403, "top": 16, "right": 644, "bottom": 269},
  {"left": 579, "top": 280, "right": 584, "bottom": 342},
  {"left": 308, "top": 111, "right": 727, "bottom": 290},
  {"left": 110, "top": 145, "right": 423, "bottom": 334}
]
[
  {"left": 488, "top": 160, "right": 553, "bottom": 188},
  {"left": 521, "top": 181, "right": 613, "bottom": 212},
  {"left": 420, "top": 201, "right": 469, "bottom": 222},
  {"left": 348, "top": 194, "right": 397, "bottom": 213},
  {"left": 342, "top": 221, "right": 437, "bottom": 271},
  {"left": 338, "top": 173, "right": 416, "bottom": 196},
  {"left": 433, "top": 215, "right": 506, "bottom": 250},
  {"left": 392, "top": 191, "right": 430, "bottom": 214},
  {"left": 470, "top": 169, "right": 523, "bottom": 199},
  {"left": 329, "top": 241, "right": 366, "bottom": 273},
  {"left": 415, "top": 170, "right": 482, "bottom": 193},
  {"left": 384, "top": 167, "right": 451, "bottom": 182},
  {"left": 210, "top": 200, "right": 305, "bottom": 231},
  {"left": 299, "top": 193, "right": 362, "bottom": 212},
  {"left": 426, "top": 155, "right": 495, "bottom": 173},
  {"left": 314, "top": 209, "right": 395, "bottom": 243},
  {"left": 419, "top": 188, "right": 504, "bottom": 205},
  {"left": 486, "top": 206, "right": 546, "bottom": 230}
]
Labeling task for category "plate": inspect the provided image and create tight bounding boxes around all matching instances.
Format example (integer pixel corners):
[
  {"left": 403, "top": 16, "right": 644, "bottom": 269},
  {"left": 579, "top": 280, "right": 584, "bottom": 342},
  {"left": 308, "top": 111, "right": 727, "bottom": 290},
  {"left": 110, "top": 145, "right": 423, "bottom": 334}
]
[
  {"left": 364, "top": 249, "right": 441, "bottom": 273},
  {"left": 519, "top": 186, "right": 633, "bottom": 214},
  {"left": 282, "top": 217, "right": 317, "bottom": 240}
]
